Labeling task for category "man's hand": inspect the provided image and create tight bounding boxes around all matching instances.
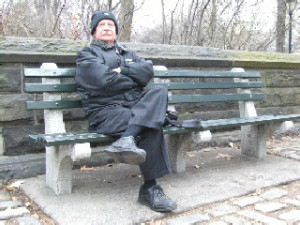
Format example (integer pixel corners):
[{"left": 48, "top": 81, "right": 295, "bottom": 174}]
[{"left": 113, "top": 67, "right": 121, "bottom": 74}]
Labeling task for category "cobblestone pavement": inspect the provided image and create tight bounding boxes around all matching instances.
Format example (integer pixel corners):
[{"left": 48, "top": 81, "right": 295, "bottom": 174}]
[
  {"left": 0, "top": 134, "right": 299, "bottom": 225},
  {"left": 148, "top": 134, "right": 300, "bottom": 225}
]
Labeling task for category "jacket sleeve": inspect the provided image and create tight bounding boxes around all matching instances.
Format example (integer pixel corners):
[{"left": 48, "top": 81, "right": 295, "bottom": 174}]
[
  {"left": 120, "top": 51, "right": 154, "bottom": 87},
  {"left": 75, "top": 47, "right": 134, "bottom": 96}
]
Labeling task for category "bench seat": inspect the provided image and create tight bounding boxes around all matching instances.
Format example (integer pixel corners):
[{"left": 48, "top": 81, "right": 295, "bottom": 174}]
[{"left": 29, "top": 114, "right": 300, "bottom": 147}]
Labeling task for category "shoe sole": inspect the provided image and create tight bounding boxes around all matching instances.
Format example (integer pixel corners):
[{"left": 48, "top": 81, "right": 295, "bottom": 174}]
[
  {"left": 104, "top": 148, "right": 146, "bottom": 165},
  {"left": 138, "top": 197, "right": 177, "bottom": 212}
]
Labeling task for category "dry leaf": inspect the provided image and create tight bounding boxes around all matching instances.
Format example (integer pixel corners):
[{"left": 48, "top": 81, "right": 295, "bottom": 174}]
[
  {"left": 216, "top": 153, "right": 232, "bottom": 160},
  {"left": 255, "top": 188, "right": 262, "bottom": 195},
  {"left": 187, "top": 153, "right": 195, "bottom": 157},
  {"left": 202, "top": 148, "right": 210, "bottom": 152},
  {"left": 10, "top": 180, "right": 25, "bottom": 188},
  {"left": 80, "top": 165, "right": 94, "bottom": 171},
  {"left": 193, "top": 165, "right": 201, "bottom": 169}
]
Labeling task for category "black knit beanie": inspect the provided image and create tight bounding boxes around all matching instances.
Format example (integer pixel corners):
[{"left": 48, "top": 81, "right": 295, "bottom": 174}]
[{"left": 90, "top": 11, "right": 119, "bottom": 35}]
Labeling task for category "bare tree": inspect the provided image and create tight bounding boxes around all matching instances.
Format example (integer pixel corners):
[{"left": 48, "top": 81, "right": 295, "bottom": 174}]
[
  {"left": 276, "top": 0, "right": 286, "bottom": 52},
  {"left": 118, "top": 0, "right": 134, "bottom": 42}
]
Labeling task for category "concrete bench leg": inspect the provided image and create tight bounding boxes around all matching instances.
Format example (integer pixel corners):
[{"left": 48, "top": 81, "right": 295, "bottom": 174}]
[
  {"left": 241, "top": 122, "right": 282, "bottom": 158},
  {"left": 165, "top": 133, "right": 193, "bottom": 173},
  {"left": 46, "top": 146, "right": 73, "bottom": 195}
]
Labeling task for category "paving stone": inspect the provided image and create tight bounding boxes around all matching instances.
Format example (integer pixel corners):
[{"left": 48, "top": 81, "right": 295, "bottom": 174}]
[
  {"left": 0, "top": 190, "right": 10, "bottom": 201},
  {"left": 287, "top": 154, "right": 300, "bottom": 160},
  {"left": 0, "top": 201, "right": 22, "bottom": 210},
  {"left": 278, "top": 210, "right": 300, "bottom": 223},
  {"left": 254, "top": 202, "right": 288, "bottom": 213},
  {"left": 223, "top": 215, "right": 252, "bottom": 225},
  {"left": 290, "top": 147, "right": 300, "bottom": 151},
  {"left": 16, "top": 216, "right": 41, "bottom": 225},
  {"left": 166, "top": 213, "right": 210, "bottom": 225},
  {"left": 233, "top": 196, "right": 263, "bottom": 208},
  {"left": 209, "top": 221, "right": 228, "bottom": 225},
  {"left": 205, "top": 204, "right": 236, "bottom": 217},
  {"left": 260, "top": 189, "right": 288, "bottom": 200},
  {"left": 0, "top": 207, "right": 30, "bottom": 220},
  {"left": 285, "top": 199, "right": 300, "bottom": 207},
  {"left": 238, "top": 210, "right": 287, "bottom": 225}
]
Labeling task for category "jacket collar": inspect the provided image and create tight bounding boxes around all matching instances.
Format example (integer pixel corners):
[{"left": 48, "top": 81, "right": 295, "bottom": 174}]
[
  {"left": 91, "top": 38, "right": 115, "bottom": 50},
  {"left": 91, "top": 38, "right": 128, "bottom": 54}
]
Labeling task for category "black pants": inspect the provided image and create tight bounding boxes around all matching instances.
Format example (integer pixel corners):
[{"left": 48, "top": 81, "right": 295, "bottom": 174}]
[{"left": 89, "top": 86, "right": 171, "bottom": 180}]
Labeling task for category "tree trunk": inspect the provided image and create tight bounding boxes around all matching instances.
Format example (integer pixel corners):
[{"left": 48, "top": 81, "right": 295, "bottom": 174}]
[
  {"left": 276, "top": 0, "right": 286, "bottom": 52},
  {"left": 118, "top": 0, "right": 134, "bottom": 42}
]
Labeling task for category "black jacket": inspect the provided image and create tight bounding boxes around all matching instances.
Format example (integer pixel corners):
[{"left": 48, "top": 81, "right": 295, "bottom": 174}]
[{"left": 75, "top": 39, "right": 154, "bottom": 118}]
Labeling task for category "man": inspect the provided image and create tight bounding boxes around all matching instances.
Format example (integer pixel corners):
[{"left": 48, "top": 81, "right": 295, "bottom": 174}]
[{"left": 75, "top": 10, "right": 177, "bottom": 212}]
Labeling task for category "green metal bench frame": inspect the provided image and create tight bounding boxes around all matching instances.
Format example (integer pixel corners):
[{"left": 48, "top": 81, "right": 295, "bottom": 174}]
[{"left": 24, "top": 63, "right": 300, "bottom": 195}]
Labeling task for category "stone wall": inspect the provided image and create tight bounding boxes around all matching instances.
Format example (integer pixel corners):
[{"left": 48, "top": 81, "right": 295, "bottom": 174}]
[{"left": 0, "top": 37, "right": 299, "bottom": 156}]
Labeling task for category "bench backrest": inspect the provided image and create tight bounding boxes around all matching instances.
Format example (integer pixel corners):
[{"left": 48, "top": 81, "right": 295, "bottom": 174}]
[{"left": 24, "top": 67, "right": 264, "bottom": 110}]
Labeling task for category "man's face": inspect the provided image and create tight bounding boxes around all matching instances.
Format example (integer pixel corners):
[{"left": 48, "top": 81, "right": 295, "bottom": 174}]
[{"left": 93, "top": 19, "right": 117, "bottom": 43}]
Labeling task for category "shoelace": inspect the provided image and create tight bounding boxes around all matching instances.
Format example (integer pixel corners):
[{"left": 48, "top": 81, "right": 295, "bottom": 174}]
[{"left": 153, "top": 187, "right": 166, "bottom": 198}]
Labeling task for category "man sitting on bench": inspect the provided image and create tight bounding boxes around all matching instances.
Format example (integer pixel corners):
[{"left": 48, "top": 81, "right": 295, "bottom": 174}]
[{"left": 75, "top": 10, "right": 177, "bottom": 212}]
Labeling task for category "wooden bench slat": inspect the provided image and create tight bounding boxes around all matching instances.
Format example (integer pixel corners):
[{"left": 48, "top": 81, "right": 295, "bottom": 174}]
[
  {"left": 26, "top": 93, "right": 265, "bottom": 110},
  {"left": 24, "top": 82, "right": 263, "bottom": 93},
  {"left": 24, "top": 68, "right": 260, "bottom": 78},
  {"left": 26, "top": 100, "right": 82, "bottom": 110},
  {"left": 200, "top": 114, "right": 300, "bottom": 130},
  {"left": 147, "top": 81, "right": 263, "bottom": 90},
  {"left": 24, "top": 83, "right": 77, "bottom": 92},
  {"left": 28, "top": 114, "right": 300, "bottom": 146},
  {"left": 169, "top": 93, "right": 265, "bottom": 104},
  {"left": 24, "top": 68, "right": 76, "bottom": 78},
  {"left": 154, "top": 70, "right": 261, "bottom": 78}
]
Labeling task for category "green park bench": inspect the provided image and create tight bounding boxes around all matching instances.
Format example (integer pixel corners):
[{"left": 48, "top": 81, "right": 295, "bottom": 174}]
[{"left": 24, "top": 63, "right": 300, "bottom": 195}]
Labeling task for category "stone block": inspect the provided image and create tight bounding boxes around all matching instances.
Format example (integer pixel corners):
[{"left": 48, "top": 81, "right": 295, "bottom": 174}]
[
  {"left": 166, "top": 213, "right": 210, "bottom": 225},
  {"left": 285, "top": 199, "right": 300, "bottom": 207},
  {"left": 238, "top": 210, "right": 286, "bottom": 225},
  {"left": 17, "top": 216, "right": 41, "bottom": 225},
  {"left": 0, "top": 94, "right": 33, "bottom": 123},
  {"left": 223, "top": 215, "right": 252, "bottom": 225},
  {"left": 262, "top": 87, "right": 300, "bottom": 107},
  {"left": 261, "top": 70, "right": 300, "bottom": 88},
  {"left": 2, "top": 125, "right": 44, "bottom": 155},
  {"left": 0, "top": 64, "right": 21, "bottom": 93},
  {"left": 278, "top": 210, "right": 300, "bottom": 223},
  {"left": 233, "top": 196, "right": 264, "bottom": 208},
  {"left": 254, "top": 202, "right": 287, "bottom": 213},
  {"left": 0, "top": 201, "right": 22, "bottom": 210},
  {"left": 260, "top": 188, "right": 288, "bottom": 200},
  {"left": 205, "top": 204, "right": 236, "bottom": 217},
  {"left": 0, "top": 207, "right": 29, "bottom": 220}
]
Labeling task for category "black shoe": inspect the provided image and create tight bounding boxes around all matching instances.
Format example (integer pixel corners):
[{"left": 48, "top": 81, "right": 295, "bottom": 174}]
[
  {"left": 104, "top": 136, "right": 146, "bottom": 165},
  {"left": 138, "top": 184, "right": 177, "bottom": 212}
]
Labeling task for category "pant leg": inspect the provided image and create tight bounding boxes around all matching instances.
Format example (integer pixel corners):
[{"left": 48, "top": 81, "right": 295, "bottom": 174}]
[
  {"left": 129, "top": 85, "right": 168, "bottom": 129},
  {"left": 138, "top": 128, "right": 171, "bottom": 180}
]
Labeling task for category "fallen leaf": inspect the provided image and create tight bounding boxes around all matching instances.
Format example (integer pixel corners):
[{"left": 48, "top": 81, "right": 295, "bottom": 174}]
[
  {"left": 202, "top": 148, "right": 210, "bottom": 152},
  {"left": 193, "top": 165, "right": 201, "bottom": 169},
  {"left": 80, "top": 165, "right": 94, "bottom": 171},
  {"left": 10, "top": 180, "right": 25, "bottom": 188},
  {"left": 216, "top": 153, "right": 232, "bottom": 160},
  {"left": 187, "top": 153, "right": 195, "bottom": 157},
  {"left": 255, "top": 188, "right": 262, "bottom": 195}
]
